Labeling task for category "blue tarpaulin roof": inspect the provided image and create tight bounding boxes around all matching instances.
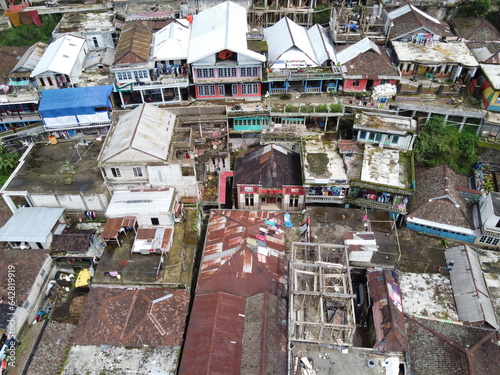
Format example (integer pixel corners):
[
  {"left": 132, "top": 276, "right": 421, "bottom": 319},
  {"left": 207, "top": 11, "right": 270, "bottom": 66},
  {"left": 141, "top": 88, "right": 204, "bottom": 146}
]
[{"left": 38, "top": 85, "right": 113, "bottom": 117}]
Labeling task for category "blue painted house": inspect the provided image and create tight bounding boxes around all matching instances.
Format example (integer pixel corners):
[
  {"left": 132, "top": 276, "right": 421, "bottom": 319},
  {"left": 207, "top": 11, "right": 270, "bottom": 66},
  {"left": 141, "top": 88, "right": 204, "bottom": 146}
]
[{"left": 406, "top": 164, "right": 481, "bottom": 242}]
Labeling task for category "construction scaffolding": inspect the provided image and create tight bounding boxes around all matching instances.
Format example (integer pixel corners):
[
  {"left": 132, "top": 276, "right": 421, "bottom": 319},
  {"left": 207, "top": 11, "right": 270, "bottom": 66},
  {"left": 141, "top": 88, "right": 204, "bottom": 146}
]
[
  {"left": 289, "top": 242, "right": 356, "bottom": 346},
  {"left": 249, "top": 0, "right": 323, "bottom": 28},
  {"left": 330, "top": 3, "right": 389, "bottom": 44}
]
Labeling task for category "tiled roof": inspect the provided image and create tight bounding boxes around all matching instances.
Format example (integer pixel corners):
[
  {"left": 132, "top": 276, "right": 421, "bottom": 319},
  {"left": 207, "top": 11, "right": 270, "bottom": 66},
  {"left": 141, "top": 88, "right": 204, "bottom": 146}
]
[
  {"left": 407, "top": 164, "right": 474, "bottom": 229},
  {"left": 389, "top": 5, "right": 453, "bottom": 40},
  {"left": 0, "top": 46, "right": 29, "bottom": 82},
  {"left": 451, "top": 18, "right": 500, "bottom": 41},
  {"left": 341, "top": 47, "right": 399, "bottom": 79},
  {"left": 113, "top": 21, "right": 152, "bottom": 65},
  {"left": 405, "top": 315, "right": 499, "bottom": 375},
  {"left": 235, "top": 144, "right": 302, "bottom": 187},
  {"left": 73, "top": 287, "right": 189, "bottom": 347},
  {"left": 0, "top": 249, "right": 51, "bottom": 305}
]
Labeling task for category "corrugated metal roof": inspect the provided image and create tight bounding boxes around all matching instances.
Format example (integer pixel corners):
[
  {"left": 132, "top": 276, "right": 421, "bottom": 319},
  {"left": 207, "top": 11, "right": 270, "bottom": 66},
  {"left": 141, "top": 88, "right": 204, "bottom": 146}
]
[
  {"left": 105, "top": 189, "right": 175, "bottom": 218},
  {"left": 11, "top": 42, "right": 47, "bottom": 75},
  {"left": 336, "top": 37, "right": 380, "bottom": 65},
  {"left": 153, "top": 21, "right": 190, "bottom": 60},
  {"left": 445, "top": 245, "right": 499, "bottom": 329},
  {"left": 179, "top": 292, "right": 247, "bottom": 375},
  {"left": 30, "top": 34, "right": 85, "bottom": 77},
  {"left": 99, "top": 103, "right": 175, "bottom": 163},
  {"left": 307, "top": 24, "right": 337, "bottom": 65},
  {"left": 113, "top": 21, "right": 152, "bottom": 66},
  {"left": 264, "top": 17, "right": 318, "bottom": 67},
  {"left": 0, "top": 207, "right": 64, "bottom": 243},
  {"left": 187, "top": 1, "right": 265, "bottom": 64}
]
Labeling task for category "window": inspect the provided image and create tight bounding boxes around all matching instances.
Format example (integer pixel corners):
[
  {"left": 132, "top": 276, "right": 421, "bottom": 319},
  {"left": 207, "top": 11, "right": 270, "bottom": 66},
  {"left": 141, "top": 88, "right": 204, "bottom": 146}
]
[
  {"left": 218, "top": 67, "right": 237, "bottom": 78},
  {"left": 496, "top": 219, "right": 500, "bottom": 228},
  {"left": 133, "top": 167, "right": 143, "bottom": 177},
  {"left": 116, "top": 71, "right": 132, "bottom": 81},
  {"left": 391, "top": 135, "right": 399, "bottom": 144},
  {"left": 40, "top": 269, "right": 46, "bottom": 276},
  {"left": 133, "top": 70, "right": 148, "bottom": 80},
  {"left": 289, "top": 197, "right": 298, "bottom": 208},
  {"left": 241, "top": 83, "right": 258, "bottom": 95},
  {"left": 353, "top": 80, "right": 360, "bottom": 87},
  {"left": 111, "top": 168, "right": 121, "bottom": 177},
  {"left": 218, "top": 84, "right": 225, "bottom": 96},
  {"left": 196, "top": 68, "right": 215, "bottom": 78},
  {"left": 232, "top": 84, "right": 238, "bottom": 96},
  {"left": 151, "top": 218, "right": 159, "bottom": 225},
  {"left": 198, "top": 85, "right": 216, "bottom": 96},
  {"left": 245, "top": 194, "right": 254, "bottom": 206},
  {"left": 479, "top": 235, "right": 500, "bottom": 245},
  {"left": 358, "top": 131, "right": 366, "bottom": 139},
  {"left": 368, "top": 132, "right": 375, "bottom": 141},
  {"left": 22, "top": 300, "right": 30, "bottom": 309},
  {"left": 240, "top": 67, "right": 258, "bottom": 77},
  {"left": 39, "top": 77, "right": 45, "bottom": 86},
  {"left": 92, "top": 37, "right": 99, "bottom": 48},
  {"left": 47, "top": 77, "right": 53, "bottom": 86}
]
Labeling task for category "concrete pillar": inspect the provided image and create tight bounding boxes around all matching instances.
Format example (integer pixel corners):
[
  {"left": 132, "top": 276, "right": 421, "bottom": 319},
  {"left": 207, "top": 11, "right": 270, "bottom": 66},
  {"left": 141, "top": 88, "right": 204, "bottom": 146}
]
[{"left": 416, "top": 84, "right": 422, "bottom": 94}]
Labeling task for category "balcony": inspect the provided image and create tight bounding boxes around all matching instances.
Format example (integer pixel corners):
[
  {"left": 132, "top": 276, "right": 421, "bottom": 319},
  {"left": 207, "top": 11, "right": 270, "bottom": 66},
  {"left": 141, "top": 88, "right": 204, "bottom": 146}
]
[
  {"left": 268, "top": 67, "right": 343, "bottom": 82},
  {"left": 306, "top": 194, "right": 345, "bottom": 204}
]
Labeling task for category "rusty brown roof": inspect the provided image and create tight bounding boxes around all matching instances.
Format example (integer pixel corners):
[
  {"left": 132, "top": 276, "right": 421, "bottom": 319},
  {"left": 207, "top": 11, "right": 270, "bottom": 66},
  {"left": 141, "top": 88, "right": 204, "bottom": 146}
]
[
  {"left": 179, "top": 292, "right": 246, "bottom": 375},
  {"left": 198, "top": 209, "right": 287, "bottom": 296},
  {"left": 102, "top": 217, "right": 136, "bottom": 240},
  {"left": 0, "top": 249, "right": 50, "bottom": 305},
  {"left": 390, "top": 5, "right": 453, "bottom": 40},
  {"left": 407, "top": 164, "right": 474, "bottom": 229},
  {"left": 73, "top": 287, "right": 189, "bottom": 347},
  {"left": 113, "top": 21, "right": 152, "bottom": 65},
  {"left": 342, "top": 46, "right": 399, "bottom": 80},
  {"left": 180, "top": 209, "right": 289, "bottom": 375},
  {"left": 234, "top": 144, "right": 302, "bottom": 188},
  {"left": 366, "top": 269, "right": 408, "bottom": 353}
]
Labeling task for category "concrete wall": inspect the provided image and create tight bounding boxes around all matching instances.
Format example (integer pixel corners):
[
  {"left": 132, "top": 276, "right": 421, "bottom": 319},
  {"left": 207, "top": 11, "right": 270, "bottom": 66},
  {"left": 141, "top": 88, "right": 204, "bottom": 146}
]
[{"left": 29, "top": 192, "right": 109, "bottom": 213}]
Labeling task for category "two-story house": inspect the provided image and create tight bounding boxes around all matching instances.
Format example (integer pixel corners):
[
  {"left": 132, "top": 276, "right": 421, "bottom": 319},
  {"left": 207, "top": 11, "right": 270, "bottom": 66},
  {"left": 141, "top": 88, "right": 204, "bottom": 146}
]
[
  {"left": 264, "top": 17, "right": 342, "bottom": 95},
  {"left": 476, "top": 192, "right": 500, "bottom": 249},
  {"left": 30, "top": 34, "right": 88, "bottom": 89},
  {"left": 188, "top": 1, "right": 266, "bottom": 100},
  {"left": 98, "top": 103, "right": 198, "bottom": 199},
  {"left": 353, "top": 112, "right": 417, "bottom": 153},
  {"left": 112, "top": 21, "right": 189, "bottom": 107}
]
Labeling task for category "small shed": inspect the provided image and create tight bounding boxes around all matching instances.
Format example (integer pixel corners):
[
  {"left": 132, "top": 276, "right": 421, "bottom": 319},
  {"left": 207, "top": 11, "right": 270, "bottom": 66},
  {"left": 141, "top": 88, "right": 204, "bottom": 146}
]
[
  {"left": 343, "top": 231, "right": 377, "bottom": 263},
  {"left": 105, "top": 189, "right": 176, "bottom": 227},
  {"left": 0, "top": 207, "right": 65, "bottom": 249}
]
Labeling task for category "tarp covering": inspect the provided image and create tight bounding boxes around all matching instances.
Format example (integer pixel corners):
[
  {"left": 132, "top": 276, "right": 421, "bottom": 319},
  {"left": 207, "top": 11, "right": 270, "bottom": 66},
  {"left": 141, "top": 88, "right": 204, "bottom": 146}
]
[{"left": 39, "top": 85, "right": 113, "bottom": 117}]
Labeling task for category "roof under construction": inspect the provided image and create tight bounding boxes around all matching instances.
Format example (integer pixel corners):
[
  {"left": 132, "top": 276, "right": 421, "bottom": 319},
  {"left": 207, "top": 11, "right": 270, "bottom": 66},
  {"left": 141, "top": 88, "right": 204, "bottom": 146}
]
[{"left": 289, "top": 242, "right": 356, "bottom": 346}]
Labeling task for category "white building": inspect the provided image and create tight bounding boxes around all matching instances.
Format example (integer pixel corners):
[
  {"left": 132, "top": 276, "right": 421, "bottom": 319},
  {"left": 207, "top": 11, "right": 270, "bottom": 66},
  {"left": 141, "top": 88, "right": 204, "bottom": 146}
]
[
  {"left": 477, "top": 192, "right": 500, "bottom": 248},
  {"left": 30, "top": 34, "right": 88, "bottom": 89}
]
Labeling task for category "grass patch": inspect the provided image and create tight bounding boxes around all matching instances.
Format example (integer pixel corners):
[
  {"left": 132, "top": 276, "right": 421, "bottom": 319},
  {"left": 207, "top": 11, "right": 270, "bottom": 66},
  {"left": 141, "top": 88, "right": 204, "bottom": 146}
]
[{"left": 0, "top": 14, "right": 61, "bottom": 46}]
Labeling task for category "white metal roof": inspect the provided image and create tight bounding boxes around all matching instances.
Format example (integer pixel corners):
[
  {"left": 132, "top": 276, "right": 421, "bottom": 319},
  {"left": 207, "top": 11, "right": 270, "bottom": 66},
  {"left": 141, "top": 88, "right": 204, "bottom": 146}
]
[
  {"left": 100, "top": 103, "right": 175, "bottom": 163},
  {"left": 445, "top": 245, "right": 498, "bottom": 330},
  {"left": 0, "top": 207, "right": 64, "bottom": 243},
  {"left": 391, "top": 41, "right": 479, "bottom": 67},
  {"left": 307, "top": 24, "right": 337, "bottom": 65},
  {"left": 264, "top": 17, "right": 319, "bottom": 67},
  {"left": 105, "top": 189, "right": 175, "bottom": 218},
  {"left": 187, "top": 1, "right": 265, "bottom": 64},
  {"left": 480, "top": 64, "right": 500, "bottom": 89},
  {"left": 30, "top": 34, "right": 85, "bottom": 77},
  {"left": 153, "top": 21, "right": 190, "bottom": 60},
  {"left": 336, "top": 37, "right": 380, "bottom": 66}
]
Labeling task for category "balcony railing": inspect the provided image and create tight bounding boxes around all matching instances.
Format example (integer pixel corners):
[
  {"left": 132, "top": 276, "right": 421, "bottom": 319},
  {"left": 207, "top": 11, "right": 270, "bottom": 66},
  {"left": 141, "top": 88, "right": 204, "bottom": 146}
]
[
  {"left": 268, "top": 67, "right": 343, "bottom": 81},
  {"left": 344, "top": 196, "right": 407, "bottom": 214},
  {"left": 306, "top": 194, "right": 345, "bottom": 204}
]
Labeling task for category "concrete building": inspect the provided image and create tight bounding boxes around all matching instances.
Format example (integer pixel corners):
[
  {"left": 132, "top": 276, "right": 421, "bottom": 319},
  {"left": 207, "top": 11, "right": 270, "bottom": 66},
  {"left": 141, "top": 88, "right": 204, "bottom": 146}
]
[
  {"left": 477, "top": 192, "right": 500, "bottom": 248},
  {"left": 353, "top": 112, "right": 417, "bottom": 153}
]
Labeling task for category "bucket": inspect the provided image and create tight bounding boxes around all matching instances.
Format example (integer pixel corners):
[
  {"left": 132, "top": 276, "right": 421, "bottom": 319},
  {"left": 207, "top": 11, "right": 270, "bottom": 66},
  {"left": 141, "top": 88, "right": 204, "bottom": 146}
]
[{"left": 48, "top": 135, "right": 58, "bottom": 145}]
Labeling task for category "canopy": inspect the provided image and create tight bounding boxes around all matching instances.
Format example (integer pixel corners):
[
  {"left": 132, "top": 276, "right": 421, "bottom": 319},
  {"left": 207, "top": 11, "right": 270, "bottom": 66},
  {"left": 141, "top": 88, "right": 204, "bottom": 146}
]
[{"left": 39, "top": 85, "right": 113, "bottom": 117}]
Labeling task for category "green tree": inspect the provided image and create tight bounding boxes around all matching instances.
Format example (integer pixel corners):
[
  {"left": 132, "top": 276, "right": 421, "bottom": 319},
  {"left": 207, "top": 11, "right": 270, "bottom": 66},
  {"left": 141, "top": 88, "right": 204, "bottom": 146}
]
[
  {"left": 0, "top": 148, "right": 19, "bottom": 172},
  {"left": 413, "top": 116, "right": 479, "bottom": 175}
]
